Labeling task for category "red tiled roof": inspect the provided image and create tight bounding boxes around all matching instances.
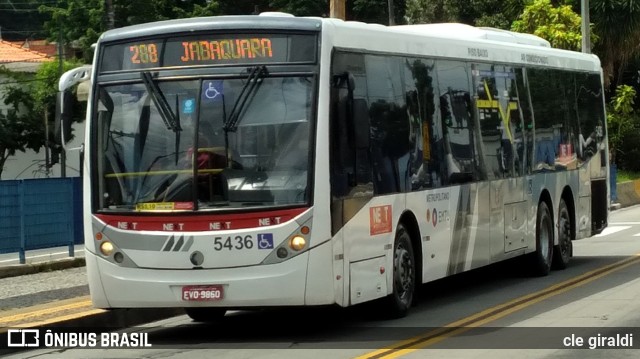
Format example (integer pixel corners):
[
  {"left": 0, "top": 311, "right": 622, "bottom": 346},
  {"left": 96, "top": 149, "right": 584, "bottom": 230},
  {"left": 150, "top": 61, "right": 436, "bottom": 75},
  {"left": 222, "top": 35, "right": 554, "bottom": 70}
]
[
  {"left": 25, "top": 44, "right": 58, "bottom": 57},
  {"left": 0, "top": 40, "right": 53, "bottom": 64},
  {"left": 9, "top": 40, "right": 59, "bottom": 57}
]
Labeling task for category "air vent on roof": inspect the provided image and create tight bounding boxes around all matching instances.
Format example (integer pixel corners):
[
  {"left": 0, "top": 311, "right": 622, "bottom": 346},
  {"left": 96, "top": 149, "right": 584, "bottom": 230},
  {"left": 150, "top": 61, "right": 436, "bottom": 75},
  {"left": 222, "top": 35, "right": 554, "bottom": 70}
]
[{"left": 392, "top": 23, "right": 551, "bottom": 48}]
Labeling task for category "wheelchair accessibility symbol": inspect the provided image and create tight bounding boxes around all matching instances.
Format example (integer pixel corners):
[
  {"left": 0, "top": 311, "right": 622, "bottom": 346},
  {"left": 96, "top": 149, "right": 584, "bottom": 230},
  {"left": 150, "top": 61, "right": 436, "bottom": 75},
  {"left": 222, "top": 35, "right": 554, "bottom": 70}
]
[
  {"left": 202, "top": 80, "right": 223, "bottom": 101},
  {"left": 257, "top": 233, "right": 274, "bottom": 249}
]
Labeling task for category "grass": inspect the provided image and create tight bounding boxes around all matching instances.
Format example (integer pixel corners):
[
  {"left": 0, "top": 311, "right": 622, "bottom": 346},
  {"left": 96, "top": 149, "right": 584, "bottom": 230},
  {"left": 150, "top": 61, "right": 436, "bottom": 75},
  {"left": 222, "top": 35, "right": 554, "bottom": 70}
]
[{"left": 616, "top": 169, "right": 640, "bottom": 183}]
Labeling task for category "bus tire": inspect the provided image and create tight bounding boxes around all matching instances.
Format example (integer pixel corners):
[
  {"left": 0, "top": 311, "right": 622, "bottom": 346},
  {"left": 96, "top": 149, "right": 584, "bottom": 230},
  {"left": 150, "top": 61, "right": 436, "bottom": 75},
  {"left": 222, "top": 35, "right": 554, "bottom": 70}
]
[
  {"left": 184, "top": 307, "right": 227, "bottom": 322},
  {"left": 552, "top": 198, "right": 572, "bottom": 270},
  {"left": 531, "top": 201, "right": 553, "bottom": 276},
  {"left": 386, "top": 223, "right": 416, "bottom": 318}
]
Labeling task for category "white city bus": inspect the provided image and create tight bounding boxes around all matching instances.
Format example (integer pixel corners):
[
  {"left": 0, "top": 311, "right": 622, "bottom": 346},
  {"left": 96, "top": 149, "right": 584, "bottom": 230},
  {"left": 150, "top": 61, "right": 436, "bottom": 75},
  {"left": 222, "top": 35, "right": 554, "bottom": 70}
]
[{"left": 58, "top": 13, "right": 609, "bottom": 321}]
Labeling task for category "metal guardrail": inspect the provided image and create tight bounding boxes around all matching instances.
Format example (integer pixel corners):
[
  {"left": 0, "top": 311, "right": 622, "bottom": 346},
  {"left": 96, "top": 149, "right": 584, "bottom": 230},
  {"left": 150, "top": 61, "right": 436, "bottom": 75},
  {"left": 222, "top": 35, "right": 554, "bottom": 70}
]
[{"left": 0, "top": 177, "right": 83, "bottom": 263}]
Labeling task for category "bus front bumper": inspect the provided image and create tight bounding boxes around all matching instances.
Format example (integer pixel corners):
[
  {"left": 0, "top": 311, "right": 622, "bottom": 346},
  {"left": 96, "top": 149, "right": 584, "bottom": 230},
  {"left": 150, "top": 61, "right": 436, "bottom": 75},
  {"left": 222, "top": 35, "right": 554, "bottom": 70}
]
[{"left": 86, "top": 251, "right": 311, "bottom": 308}]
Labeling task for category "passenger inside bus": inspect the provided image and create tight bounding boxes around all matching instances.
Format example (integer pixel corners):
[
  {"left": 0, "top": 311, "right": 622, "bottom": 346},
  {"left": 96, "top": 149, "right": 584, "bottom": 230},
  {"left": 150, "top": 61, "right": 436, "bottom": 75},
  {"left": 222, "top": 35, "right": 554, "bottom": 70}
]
[{"left": 535, "top": 126, "right": 560, "bottom": 170}]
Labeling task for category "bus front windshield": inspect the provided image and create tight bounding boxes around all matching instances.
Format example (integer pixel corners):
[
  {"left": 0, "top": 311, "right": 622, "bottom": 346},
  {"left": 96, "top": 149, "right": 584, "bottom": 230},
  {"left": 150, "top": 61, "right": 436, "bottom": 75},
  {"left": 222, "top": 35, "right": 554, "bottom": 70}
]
[{"left": 95, "top": 74, "right": 314, "bottom": 211}]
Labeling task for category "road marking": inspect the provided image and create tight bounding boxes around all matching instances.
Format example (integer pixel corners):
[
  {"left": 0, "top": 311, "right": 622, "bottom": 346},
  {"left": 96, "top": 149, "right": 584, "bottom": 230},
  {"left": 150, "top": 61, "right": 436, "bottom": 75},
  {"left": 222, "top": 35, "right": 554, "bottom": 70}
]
[
  {"left": 595, "top": 226, "right": 631, "bottom": 237},
  {"left": 610, "top": 222, "right": 640, "bottom": 225},
  {"left": 354, "top": 254, "right": 640, "bottom": 359},
  {"left": 4, "top": 308, "right": 105, "bottom": 330},
  {"left": 634, "top": 233, "right": 640, "bottom": 237},
  {"left": 0, "top": 297, "right": 93, "bottom": 326}
]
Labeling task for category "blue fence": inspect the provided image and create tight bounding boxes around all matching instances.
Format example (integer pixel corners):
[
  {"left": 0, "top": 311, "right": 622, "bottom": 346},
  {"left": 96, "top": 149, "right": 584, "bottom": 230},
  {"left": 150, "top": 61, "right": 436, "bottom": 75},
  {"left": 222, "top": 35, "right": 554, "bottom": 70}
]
[{"left": 0, "top": 177, "right": 84, "bottom": 262}]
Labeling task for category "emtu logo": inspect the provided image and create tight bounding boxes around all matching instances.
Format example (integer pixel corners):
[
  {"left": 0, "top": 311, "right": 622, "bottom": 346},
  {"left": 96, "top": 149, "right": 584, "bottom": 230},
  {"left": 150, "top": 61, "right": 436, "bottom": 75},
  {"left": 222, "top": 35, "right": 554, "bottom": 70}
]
[{"left": 426, "top": 208, "right": 438, "bottom": 227}]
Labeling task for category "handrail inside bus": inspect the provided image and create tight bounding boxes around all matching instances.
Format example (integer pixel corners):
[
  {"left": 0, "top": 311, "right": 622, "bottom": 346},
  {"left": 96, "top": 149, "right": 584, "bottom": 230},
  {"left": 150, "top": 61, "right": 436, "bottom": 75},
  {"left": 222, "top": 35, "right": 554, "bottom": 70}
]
[{"left": 104, "top": 168, "right": 223, "bottom": 178}]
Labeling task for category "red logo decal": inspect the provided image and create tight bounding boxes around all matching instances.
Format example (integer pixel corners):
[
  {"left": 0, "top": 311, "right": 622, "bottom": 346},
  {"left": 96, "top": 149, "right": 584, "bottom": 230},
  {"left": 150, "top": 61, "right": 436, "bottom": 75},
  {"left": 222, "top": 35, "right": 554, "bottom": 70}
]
[{"left": 370, "top": 205, "right": 392, "bottom": 235}]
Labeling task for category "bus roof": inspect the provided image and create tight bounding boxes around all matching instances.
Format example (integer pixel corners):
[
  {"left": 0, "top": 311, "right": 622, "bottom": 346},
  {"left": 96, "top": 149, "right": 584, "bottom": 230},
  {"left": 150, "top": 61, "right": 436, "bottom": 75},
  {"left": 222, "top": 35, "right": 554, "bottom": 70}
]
[
  {"left": 322, "top": 18, "right": 602, "bottom": 72},
  {"left": 97, "top": 13, "right": 601, "bottom": 73},
  {"left": 98, "top": 14, "right": 322, "bottom": 43}
]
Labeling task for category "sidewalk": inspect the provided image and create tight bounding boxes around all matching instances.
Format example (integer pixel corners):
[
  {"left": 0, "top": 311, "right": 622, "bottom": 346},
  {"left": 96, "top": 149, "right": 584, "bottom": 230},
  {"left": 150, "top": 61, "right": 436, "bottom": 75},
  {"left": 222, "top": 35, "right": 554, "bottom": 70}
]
[{"left": 0, "top": 245, "right": 85, "bottom": 279}]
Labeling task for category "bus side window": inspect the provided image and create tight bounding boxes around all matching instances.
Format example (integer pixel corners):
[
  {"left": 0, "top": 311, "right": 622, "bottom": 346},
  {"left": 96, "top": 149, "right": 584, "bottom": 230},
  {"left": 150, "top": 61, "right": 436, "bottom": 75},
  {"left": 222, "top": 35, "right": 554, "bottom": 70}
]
[
  {"left": 436, "top": 60, "right": 478, "bottom": 185},
  {"left": 516, "top": 69, "right": 534, "bottom": 174},
  {"left": 365, "top": 55, "right": 411, "bottom": 194},
  {"left": 353, "top": 98, "right": 372, "bottom": 184},
  {"left": 576, "top": 72, "right": 605, "bottom": 164},
  {"left": 405, "top": 57, "right": 440, "bottom": 191}
]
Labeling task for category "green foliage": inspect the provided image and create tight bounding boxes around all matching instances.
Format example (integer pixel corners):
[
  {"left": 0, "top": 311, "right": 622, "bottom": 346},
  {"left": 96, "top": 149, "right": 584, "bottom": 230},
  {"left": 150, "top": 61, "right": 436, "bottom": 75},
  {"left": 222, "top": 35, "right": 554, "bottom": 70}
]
[
  {"left": 607, "top": 84, "right": 638, "bottom": 166},
  {"left": 0, "top": 0, "right": 49, "bottom": 41},
  {"left": 220, "top": 0, "right": 271, "bottom": 14},
  {"left": 511, "top": 0, "right": 596, "bottom": 51},
  {"left": 0, "top": 60, "right": 83, "bottom": 179},
  {"left": 39, "top": 0, "right": 104, "bottom": 62},
  {"left": 116, "top": 0, "right": 220, "bottom": 25},
  {"left": 269, "top": 0, "right": 327, "bottom": 16},
  {"left": 405, "top": 0, "right": 525, "bottom": 28},
  {"left": 616, "top": 169, "right": 640, "bottom": 183},
  {"left": 590, "top": 0, "right": 640, "bottom": 88},
  {"left": 39, "top": 0, "right": 223, "bottom": 62},
  {"left": 405, "top": 0, "right": 459, "bottom": 24},
  {"left": 352, "top": 0, "right": 406, "bottom": 25}
]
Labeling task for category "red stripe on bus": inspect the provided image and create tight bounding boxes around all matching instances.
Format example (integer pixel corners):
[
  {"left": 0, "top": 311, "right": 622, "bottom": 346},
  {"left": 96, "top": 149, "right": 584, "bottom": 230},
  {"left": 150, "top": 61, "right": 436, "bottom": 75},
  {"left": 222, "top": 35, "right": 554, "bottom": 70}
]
[{"left": 95, "top": 207, "right": 309, "bottom": 232}]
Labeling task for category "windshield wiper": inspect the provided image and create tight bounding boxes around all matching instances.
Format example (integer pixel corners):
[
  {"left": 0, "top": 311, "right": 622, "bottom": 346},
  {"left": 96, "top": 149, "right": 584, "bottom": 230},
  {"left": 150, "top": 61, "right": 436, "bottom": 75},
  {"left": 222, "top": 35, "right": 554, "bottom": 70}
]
[
  {"left": 224, "top": 65, "right": 268, "bottom": 132},
  {"left": 141, "top": 71, "right": 181, "bottom": 133}
]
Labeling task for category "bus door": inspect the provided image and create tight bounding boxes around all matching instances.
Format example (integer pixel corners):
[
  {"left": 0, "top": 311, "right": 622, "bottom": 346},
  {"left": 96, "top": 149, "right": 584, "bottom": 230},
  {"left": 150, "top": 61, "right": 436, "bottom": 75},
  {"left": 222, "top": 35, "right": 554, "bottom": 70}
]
[{"left": 474, "top": 65, "right": 528, "bottom": 257}]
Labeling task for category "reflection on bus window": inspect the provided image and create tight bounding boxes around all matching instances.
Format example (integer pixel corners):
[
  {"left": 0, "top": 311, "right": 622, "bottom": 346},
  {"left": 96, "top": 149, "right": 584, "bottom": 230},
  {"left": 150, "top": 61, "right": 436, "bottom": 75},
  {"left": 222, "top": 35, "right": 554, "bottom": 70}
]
[
  {"left": 97, "top": 76, "right": 313, "bottom": 211},
  {"left": 436, "top": 60, "right": 478, "bottom": 184}
]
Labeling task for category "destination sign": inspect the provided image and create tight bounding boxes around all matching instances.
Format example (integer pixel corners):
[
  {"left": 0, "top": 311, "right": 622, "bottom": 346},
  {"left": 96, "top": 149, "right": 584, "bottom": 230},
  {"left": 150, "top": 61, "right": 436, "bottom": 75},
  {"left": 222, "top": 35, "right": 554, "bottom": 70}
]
[{"left": 100, "top": 33, "right": 316, "bottom": 72}]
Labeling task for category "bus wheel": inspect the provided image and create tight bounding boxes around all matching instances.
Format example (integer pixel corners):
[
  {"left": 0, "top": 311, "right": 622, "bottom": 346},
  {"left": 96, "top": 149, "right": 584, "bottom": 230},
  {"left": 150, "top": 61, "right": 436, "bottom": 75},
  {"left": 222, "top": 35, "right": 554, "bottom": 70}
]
[
  {"left": 531, "top": 201, "right": 553, "bottom": 276},
  {"left": 552, "top": 199, "right": 572, "bottom": 270},
  {"left": 184, "top": 307, "right": 227, "bottom": 322},
  {"left": 386, "top": 223, "right": 415, "bottom": 318}
]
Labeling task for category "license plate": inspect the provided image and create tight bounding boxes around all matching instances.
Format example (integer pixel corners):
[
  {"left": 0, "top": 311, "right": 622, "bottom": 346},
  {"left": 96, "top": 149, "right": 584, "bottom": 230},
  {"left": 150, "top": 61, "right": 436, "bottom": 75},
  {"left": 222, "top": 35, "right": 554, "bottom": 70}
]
[{"left": 181, "top": 285, "right": 224, "bottom": 301}]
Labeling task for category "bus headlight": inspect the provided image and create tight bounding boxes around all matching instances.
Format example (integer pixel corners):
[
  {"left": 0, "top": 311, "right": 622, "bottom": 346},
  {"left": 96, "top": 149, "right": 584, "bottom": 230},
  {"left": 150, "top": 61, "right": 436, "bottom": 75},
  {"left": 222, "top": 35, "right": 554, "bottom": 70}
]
[
  {"left": 289, "top": 236, "right": 306, "bottom": 251},
  {"left": 100, "top": 241, "right": 115, "bottom": 256},
  {"left": 261, "top": 219, "right": 313, "bottom": 265}
]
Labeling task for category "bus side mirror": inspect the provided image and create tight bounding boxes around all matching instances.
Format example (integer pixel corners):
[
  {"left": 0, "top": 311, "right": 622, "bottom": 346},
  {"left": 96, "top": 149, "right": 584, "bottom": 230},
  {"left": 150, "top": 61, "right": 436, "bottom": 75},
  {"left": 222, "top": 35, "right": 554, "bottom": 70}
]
[{"left": 55, "top": 90, "right": 74, "bottom": 145}]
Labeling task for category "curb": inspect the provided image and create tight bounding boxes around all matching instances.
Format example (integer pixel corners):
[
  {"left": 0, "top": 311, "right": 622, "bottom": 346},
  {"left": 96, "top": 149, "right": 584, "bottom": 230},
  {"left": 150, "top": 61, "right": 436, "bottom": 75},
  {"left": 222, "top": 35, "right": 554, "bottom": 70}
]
[
  {"left": 615, "top": 179, "right": 640, "bottom": 209},
  {"left": 0, "top": 257, "right": 86, "bottom": 280}
]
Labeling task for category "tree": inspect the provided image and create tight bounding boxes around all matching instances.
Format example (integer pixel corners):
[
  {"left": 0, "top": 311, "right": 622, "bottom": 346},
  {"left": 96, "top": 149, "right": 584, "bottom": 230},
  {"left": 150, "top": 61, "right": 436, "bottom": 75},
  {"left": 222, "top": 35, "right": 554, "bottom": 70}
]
[
  {"left": 607, "top": 84, "right": 638, "bottom": 167},
  {"left": 39, "top": 0, "right": 222, "bottom": 62},
  {"left": 348, "top": 0, "right": 406, "bottom": 25},
  {"left": 221, "top": 0, "right": 271, "bottom": 14},
  {"left": 268, "top": 0, "right": 326, "bottom": 16},
  {"left": 405, "top": 0, "right": 525, "bottom": 28},
  {"left": 114, "top": 0, "right": 220, "bottom": 25},
  {"left": 0, "top": 60, "right": 83, "bottom": 179},
  {"left": 39, "top": 0, "right": 104, "bottom": 62},
  {"left": 0, "top": 0, "right": 49, "bottom": 41},
  {"left": 511, "top": 0, "right": 594, "bottom": 51},
  {"left": 590, "top": 0, "right": 640, "bottom": 89}
]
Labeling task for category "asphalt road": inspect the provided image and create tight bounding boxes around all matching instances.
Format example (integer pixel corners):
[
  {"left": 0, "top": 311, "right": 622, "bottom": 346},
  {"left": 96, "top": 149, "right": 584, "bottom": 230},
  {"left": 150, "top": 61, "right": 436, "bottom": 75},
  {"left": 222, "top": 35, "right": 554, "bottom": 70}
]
[{"left": 3, "top": 205, "right": 640, "bottom": 359}]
